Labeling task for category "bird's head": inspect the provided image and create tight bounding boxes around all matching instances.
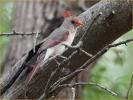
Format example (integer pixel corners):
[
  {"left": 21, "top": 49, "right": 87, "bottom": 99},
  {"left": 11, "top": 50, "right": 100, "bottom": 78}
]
[
  {"left": 68, "top": 18, "right": 83, "bottom": 27},
  {"left": 63, "top": 10, "right": 83, "bottom": 30}
]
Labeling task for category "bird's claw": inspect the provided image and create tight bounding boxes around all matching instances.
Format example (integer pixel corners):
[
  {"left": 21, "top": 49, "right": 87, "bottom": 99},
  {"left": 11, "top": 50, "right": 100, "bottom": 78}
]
[{"left": 62, "top": 41, "right": 83, "bottom": 50}]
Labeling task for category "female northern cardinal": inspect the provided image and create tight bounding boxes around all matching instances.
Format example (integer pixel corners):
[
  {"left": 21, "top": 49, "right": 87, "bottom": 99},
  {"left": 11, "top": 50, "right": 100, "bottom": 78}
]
[{"left": 26, "top": 10, "right": 83, "bottom": 84}]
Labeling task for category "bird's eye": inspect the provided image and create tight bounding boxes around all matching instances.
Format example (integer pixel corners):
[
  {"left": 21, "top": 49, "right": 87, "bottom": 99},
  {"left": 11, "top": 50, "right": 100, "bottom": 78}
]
[{"left": 71, "top": 20, "right": 75, "bottom": 24}]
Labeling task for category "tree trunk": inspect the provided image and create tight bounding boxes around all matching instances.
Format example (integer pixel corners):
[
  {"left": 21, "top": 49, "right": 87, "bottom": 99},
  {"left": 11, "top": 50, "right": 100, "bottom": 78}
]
[
  {"left": 1, "top": 0, "right": 94, "bottom": 99},
  {"left": 0, "top": 0, "right": 132, "bottom": 99}
]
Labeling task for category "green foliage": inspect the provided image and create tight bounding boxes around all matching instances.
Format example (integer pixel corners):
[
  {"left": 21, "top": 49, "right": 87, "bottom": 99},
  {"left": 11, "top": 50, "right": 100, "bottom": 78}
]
[
  {"left": 0, "top": 0, "right": 12, "bottom": 32},
  {"left": 83, "top": 30, "right": 133, "bottom": 100},
  {"left": 0, "top": 1, "right": 133, "bottom": 99},
  {"left": 0, "top": 1, "right": 12, "bottom": 74}
]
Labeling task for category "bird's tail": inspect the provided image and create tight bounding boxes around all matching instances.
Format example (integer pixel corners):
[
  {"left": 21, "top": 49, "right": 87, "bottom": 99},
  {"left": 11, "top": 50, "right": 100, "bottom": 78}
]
[
  {"left": 25, "top": 63, "right": 40, "bottom": 85},
  {"left": 25, "top": 51, "right": 46, "bottom": 85}
]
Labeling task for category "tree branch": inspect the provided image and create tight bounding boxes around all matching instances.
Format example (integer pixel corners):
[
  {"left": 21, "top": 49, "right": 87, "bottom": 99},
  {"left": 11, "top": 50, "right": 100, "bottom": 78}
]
[
  {"left": 0, "top": 31, "right": 41, "bottom": 36},
  {"left": 48, "top": 38, "right": 133, "bottom": 98},
  {"left": 0, "top": 0, "right": 132, "bottom": 99},
  {"left": 125, "top": 74, "right": 133, "bottom": 100},
  {"left": 53, "top": 81, "right": 118, "bottom": 96}
]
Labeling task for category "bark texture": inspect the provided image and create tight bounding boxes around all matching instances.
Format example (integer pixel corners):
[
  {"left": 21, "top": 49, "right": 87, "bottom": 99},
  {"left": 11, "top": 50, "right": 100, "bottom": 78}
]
[{"left": 0, "top": 0, "right": 132, "bottom": 99}]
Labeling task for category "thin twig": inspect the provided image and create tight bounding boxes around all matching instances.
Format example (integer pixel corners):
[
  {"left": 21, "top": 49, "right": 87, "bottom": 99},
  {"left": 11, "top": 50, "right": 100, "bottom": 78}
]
[
  {"left": 0, "top": 31, "right": 41, "bottom": 36},
  {"left": 63, "top": 41, "right": 93, "bottom": 57},
  {"left": 33, "top": 33, "right": 39, "bottom": 52},
  {"left": 50, "top": 69, "right": 85, "bottom": 93},
  {"left": 0, "top": 53, "right": 56, "bottom": 96},
  {"left": 49, "top": 38, "right": 133, "bottom": 95},
  {"left": 71, "top": 87, "right": 76, "bottom": 100},
  {"left": 49, "top": 51, "right": 78, "bottom": 87},
  {"left": 55, "top": 82, "right": 118, "bottom": 96},
  {"left": 125, "top": 74, "right": 133, "bottom": 100},
  {"left": 48, "top": 13, "right": 101, "bottom": 94},
  {"left": 79, "top": 38, "right": 133, "bottom": 70},
  {"left": 0, "top": 55, "right": 28, "bottom": 95},
  {"left": 79, "top": 48, "right": 93, "bottom": 57},
  {"left": 39, "top": 72, "right": 55, "bottom": 100},
  {"left": 0, "top": 33, "right": 34, "bottom": 36},
  {"left": 62, "top": 41, "right": 83, "bottom": 50}
]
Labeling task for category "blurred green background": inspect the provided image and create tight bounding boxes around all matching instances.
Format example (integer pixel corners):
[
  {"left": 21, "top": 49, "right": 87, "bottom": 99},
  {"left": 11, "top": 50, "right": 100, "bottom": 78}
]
[
  {"left": 83, "top": 30, "right": 133, "bottom": 100},
  {"left": 0, "top": 0, "right": 12, "bottom": 74},
  {"left": 0, "top": 1, "right": 132, "bottom": 100}
]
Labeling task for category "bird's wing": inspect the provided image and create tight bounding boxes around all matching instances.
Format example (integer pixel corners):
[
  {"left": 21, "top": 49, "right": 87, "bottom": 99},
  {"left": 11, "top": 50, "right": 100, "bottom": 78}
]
[
  {"left": 26, "top": 28, "right": 69, "bottom": 85},
  {"left": 37, "top": 28, "right": 69, "bottom": 54},
  {"left": 26, "top": 62, "right": 40, "bottom": 85}
]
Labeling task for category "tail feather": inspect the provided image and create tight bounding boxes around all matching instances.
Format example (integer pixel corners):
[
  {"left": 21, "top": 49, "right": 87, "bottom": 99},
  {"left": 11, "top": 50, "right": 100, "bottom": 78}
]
[
  {"left": 26, "top": 50, "right": 47, "bottom": 85},
  {"left": 26, "top": 64, "right": 40, "bottom": 85}
]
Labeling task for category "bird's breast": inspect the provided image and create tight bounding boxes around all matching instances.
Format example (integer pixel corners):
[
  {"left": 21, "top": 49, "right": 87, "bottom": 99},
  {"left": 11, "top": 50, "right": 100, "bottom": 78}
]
[
  {"left": 44, "top": 29, "right": 77, "bottom": 60},
  {"left": 45, "top": 30, "right": 76, "bottom": 58},
  {"left": 63, "top": 29, "right": 76, "bottom": 45}
]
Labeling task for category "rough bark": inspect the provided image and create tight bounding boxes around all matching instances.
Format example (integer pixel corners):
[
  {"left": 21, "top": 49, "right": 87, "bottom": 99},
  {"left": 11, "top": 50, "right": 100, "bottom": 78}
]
[
  {"left": 1, "top": 0, "right": 98, "bottom": 99},
  {"left": 2, "top": 0, "right": 63, "bottom": 73},
  {"left": 0, "top": 0, "right": 132, "bottom": 99}
]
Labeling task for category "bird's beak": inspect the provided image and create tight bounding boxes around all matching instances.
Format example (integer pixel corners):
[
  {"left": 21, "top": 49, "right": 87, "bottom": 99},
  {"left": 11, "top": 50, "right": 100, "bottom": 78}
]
[{"left": 75, "top": 20, "right": 83, "bottom": 26}]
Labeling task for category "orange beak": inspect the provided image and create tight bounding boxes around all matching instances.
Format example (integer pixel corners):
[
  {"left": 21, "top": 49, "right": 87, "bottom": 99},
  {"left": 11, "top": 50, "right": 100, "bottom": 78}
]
[{"left": 75, "top": 20, "right": 83, "bottom": 26}]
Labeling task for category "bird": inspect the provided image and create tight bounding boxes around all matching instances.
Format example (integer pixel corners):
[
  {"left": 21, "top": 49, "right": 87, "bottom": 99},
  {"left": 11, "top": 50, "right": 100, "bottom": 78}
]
[
  {"left": 26, "top": 10, "right": 83, "bottom": 84},
  {"left": 0, "top": 11, "right": 83, "bottom": 95}
]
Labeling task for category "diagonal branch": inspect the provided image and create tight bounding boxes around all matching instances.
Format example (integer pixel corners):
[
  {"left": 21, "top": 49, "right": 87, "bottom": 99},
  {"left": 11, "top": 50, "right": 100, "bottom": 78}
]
[
  {"left": 54, "top": 81, "right": 118, "bottom": 96},
  {"left": 0, "top": 0, "right": 132, "bottom": 99},
  {"left": 49, "top": 38, "right": 133, "bottom": 95},
  {"left": 0, "top": 31, "right": 38, "bottom": 36},
  {"left": 125, "top": 74, "right": 133, "bottom": 100}
]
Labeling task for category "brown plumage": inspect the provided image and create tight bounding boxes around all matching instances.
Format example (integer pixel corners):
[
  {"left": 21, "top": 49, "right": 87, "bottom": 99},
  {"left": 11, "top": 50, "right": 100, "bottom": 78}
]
[{"left": 26, "top": 10, "right": 83, "bottom": 85}]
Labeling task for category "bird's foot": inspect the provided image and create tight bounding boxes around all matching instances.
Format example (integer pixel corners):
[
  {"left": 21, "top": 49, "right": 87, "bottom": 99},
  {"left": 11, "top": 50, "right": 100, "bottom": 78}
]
[
  {"left": 63, "top": 41, "right": 83, "bottom": 50},
  {"left": 54, "top": 55, "right": 67, "bottom": 66},
  {"left": 54, "top": 58, "right": 60, "bottom": 66},
  {"left": 63, "top": 41, "right": 83, "bottom": 55}
]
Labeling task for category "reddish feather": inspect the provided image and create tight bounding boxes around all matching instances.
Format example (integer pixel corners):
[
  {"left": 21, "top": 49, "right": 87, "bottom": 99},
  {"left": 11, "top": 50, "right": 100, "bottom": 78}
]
[
  {"left": 26, "top": 64, "right": 39, "bottom": 85},
  {"left": 26, "top": 39, "right": 63, "bottom": 85},
  {"left": 64, "top": 32, "right": 69, "bottom": 40},
  {"left": 63, "top": 10, "right": 72, "bottom": 18}
]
